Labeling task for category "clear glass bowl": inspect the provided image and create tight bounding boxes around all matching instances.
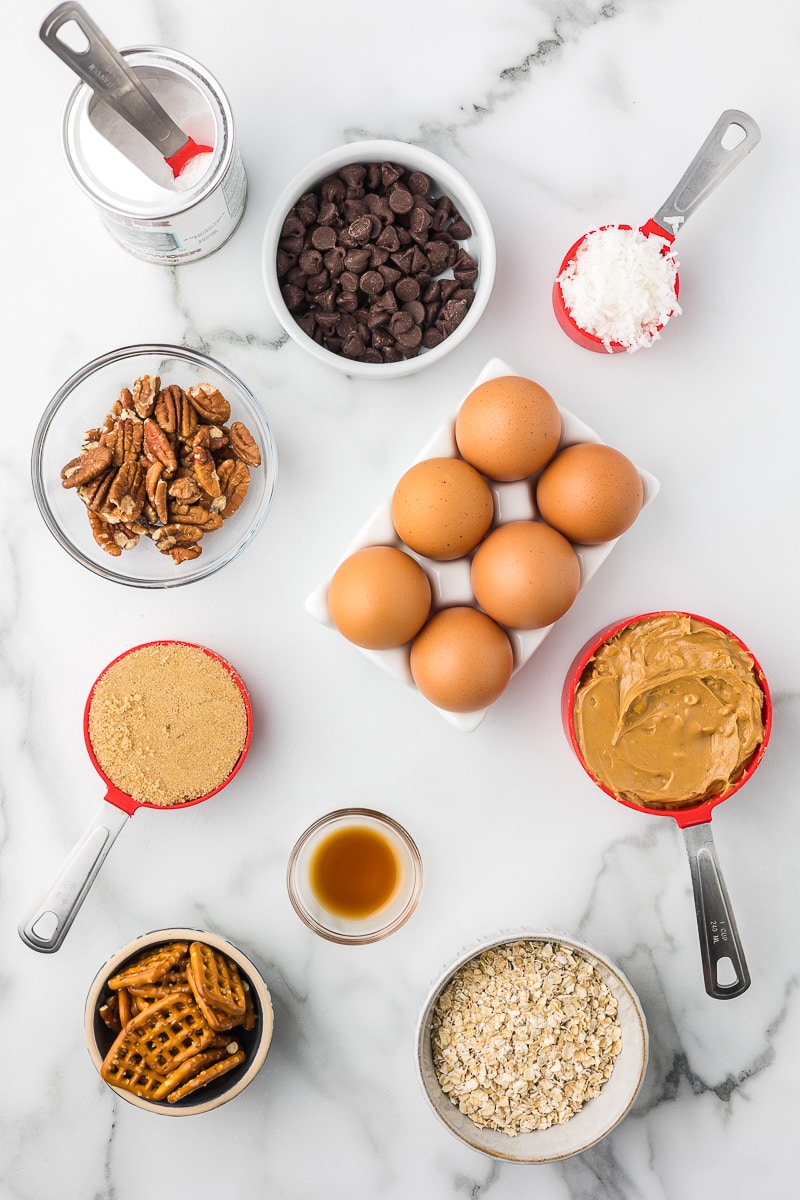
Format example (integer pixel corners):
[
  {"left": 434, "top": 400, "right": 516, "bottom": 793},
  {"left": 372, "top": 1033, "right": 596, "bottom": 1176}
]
[
  {"left": 32, "top": 344, "right": 278, "bottom": 587},
  {"left": 286, "top": 808, "right": 423, "bottom": 944}
]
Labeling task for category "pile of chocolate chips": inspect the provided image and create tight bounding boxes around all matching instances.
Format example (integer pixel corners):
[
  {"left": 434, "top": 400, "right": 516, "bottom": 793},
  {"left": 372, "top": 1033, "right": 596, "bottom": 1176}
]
[{"left": 276, "top": 161, "right": 479, "bottom": 363}]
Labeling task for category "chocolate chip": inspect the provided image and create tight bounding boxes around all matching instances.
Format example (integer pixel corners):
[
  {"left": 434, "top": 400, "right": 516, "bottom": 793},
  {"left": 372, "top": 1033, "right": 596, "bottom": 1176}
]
[
  {"left": 360, "top": 270, "right": 385, "bottom": 295},
  {"left": 395, "top": 276, "right": 420, "bottom": 303},
  {"left": 388, "top": 186, "right": 414, "bottom": 214},
  {"left": 311, "top": 225, "right": 337, "bottom": 251}
]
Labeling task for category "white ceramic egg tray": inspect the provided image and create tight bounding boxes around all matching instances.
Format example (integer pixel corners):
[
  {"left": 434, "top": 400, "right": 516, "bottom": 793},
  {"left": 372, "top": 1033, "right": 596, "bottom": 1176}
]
[{"left": 306, "top": 357, "right": 660, "bottom": 731}]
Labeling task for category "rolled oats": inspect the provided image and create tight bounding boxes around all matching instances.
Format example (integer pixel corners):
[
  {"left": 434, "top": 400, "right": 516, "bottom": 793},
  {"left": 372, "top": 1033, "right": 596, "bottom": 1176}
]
[{"left": 430, "top": 940, "right": 622, "bottom": 1135}]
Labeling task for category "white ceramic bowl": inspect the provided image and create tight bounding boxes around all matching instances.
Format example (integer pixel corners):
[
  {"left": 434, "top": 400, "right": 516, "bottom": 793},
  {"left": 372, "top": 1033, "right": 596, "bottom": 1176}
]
[
  {"left": 261, "top": 139, "right": 496, "bottom": 378},
  {"left": 416, "top": 930, "right": 648, "bottom": 1162},
  {"left": 32, "top": 344, "right": 278, "bottom": 588},
  {"left": 85, "top": 927, "right": 274, "bottom": 1115}
]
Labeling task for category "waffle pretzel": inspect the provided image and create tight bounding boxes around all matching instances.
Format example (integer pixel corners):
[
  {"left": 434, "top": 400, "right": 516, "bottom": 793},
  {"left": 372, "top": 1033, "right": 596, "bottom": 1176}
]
[
  {"left": 188, "top": 941, "right": 246, "bottom": 1020},
  {"left": 101, "top": 1040, "right": 173, "bottom": 1102},
  {"left": 107, "top": 942, "right": 189, "bottom": 990},
  {"left": 166, "top": 1049, "right": 246, "bottom": 1104},
  {"left": 124, "top": 992, "right": 214, "bottom": 1074}
]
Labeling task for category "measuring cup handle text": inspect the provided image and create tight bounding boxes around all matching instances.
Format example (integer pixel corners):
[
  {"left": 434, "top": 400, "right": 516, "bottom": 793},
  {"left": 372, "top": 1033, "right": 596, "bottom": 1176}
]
[{"left": 681, "top": 823, "right": 750, "bottom": 999}]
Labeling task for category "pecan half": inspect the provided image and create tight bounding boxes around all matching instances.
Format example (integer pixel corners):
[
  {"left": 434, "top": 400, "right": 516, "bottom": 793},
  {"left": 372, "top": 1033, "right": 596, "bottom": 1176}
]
[
  {"left": 186, "top": 382, "right": 232, "bottom": 424},
  {"left": 216, "top": 459, "right": 250, "bottom": 518},
  {"left": 192, "top": 445, "right": 221, "bottom": 498},
  {"left": 132, "top": 374, "right": 160, "bottom": 419},
  {"left": 145, "top": 462, "right": 169, "bottom": 525},
  {"left": 106, "top": 461, "right": 147, "bottom": 522},
  {"left": 143, "top": 418, "right": 178, "bottom": 477},
  {"left": 229, "top": 421, "right": 262, "bottom": 467},
  {"left": 61, "top": 445, "right": 114, "bottom": 489},
  {"left": 88, "top": 511, "right": 122, "bottom": 556},
  {"left": 154, "top": 384, "right": 181, "bottom": 434}
]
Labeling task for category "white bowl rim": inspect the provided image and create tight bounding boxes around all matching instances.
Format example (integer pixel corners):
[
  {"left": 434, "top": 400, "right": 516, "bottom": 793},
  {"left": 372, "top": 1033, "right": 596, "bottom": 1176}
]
[
  {"left": 261, "top": 138, "right": 496, "bottom": 379},
  {"left": 84, "top": 926, "right": 274, "bottom": 1116},
  {"left": 415, "top": 927, "right": 649, "bottom": 1162}
]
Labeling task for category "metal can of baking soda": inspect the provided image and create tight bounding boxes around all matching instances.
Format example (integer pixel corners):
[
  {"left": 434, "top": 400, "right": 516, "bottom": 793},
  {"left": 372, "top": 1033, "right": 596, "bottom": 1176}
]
[{"left": 62, "top": 46, "right": 246, "bottom": 264}]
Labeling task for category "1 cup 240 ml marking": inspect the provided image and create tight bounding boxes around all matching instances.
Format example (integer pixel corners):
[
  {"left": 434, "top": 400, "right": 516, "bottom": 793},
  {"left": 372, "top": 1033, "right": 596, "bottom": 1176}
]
[{"left": 309, "top": 825, "right": 400, "bottom": 919}]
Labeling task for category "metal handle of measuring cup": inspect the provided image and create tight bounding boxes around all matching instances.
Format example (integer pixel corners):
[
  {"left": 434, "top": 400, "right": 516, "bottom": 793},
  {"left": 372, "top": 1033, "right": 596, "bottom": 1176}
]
[
  {"left": 681, "top": 822, "right": 750, "bottom": 999},
  {"left": 645, "top": 109, "right": 761, "bottom": 239},
  {"left": 18, "top": 804, "right": 130, "bottom": 953},
  {"left": 40, "top": 3, "right": 188, "bottom": 156}
]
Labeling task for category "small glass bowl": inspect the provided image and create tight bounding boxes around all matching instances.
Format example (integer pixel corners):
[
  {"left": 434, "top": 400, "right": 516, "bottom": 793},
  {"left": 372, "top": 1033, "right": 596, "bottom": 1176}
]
[
  {"left": 261, "top": 139, "right": 496, "bottom": 379},
  {"left": 32, "top": 344, "right": 278, "bottom": 587},
  {"left": 85, "top": 926, "right": 274, "bottom": 1116},
  {"left": 286, "top": 808, "right": 423, "bottom": 944}
]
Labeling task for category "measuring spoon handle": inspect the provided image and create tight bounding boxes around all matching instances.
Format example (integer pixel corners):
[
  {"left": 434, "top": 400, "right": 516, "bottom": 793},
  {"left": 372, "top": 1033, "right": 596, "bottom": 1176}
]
[
  {"left": 681, "top": 822, "right": 750, "bottom": 999},
  {"left": 646, "top": 109, "right": 761, "bottom": 239},
  {"left": 40, "top": 2, "right": 187, "bottom": 156},
  {"left": 18, "top": 803, "right": 130, "bottom": 953}
]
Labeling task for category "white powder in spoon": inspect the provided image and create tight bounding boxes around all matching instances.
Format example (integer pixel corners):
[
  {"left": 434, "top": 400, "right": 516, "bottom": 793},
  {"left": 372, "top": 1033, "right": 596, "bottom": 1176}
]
[{"left": 558, "top": 225, "right": 680, "bottom": 352}]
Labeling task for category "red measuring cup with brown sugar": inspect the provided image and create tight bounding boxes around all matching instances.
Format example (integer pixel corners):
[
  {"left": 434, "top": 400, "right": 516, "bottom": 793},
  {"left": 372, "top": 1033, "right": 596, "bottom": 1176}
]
[
  {"left": 19, "top": 640, "right": 252, "bottom": 954},
  {"left": 562, "top": 612, "right": 771, "bottom": 999}
]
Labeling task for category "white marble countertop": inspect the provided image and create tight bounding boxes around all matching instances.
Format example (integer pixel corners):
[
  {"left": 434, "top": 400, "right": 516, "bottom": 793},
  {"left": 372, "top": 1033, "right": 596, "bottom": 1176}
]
[{"left": 4, "top": 0, "right": 799, "bottom": 1196}]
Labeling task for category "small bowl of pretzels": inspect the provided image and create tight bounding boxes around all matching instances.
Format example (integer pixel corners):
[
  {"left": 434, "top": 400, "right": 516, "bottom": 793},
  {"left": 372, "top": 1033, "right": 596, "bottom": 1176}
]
[{"left": 84, "top": 927, "right": 274, "bottom": 1115}]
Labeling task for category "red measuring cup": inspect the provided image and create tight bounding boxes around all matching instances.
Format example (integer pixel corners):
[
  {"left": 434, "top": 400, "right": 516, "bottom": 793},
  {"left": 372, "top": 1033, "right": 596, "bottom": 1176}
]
[
  {"left": 562, "top": 612, "right": 771, "bottom": 999},
  {"left": 19, "top": 641, "right": 252, "bottom": 953},
  {"left": 552, "top": 110, "right": 760, "bottom": 353}
]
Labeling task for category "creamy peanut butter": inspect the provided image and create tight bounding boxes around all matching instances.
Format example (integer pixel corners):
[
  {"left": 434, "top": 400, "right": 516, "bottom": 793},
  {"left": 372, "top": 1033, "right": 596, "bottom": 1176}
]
[{"left": 572, "top": 614, "right": 765, "bottom": 808}]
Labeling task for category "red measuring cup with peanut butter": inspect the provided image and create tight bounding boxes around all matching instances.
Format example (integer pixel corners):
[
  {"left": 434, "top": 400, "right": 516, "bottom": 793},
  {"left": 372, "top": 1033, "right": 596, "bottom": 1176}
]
[
  {"left": 562, "top": 612, "right": 771, "bottom": 999},
  {"left": 19, "top": 640, "right": 252, "bottom": 953}
]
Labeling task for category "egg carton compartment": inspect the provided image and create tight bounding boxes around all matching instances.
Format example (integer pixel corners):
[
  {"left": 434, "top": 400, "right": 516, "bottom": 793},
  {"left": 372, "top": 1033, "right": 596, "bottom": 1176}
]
[{"left": 306, "top": 357, "right": 660, "bottom": 731}]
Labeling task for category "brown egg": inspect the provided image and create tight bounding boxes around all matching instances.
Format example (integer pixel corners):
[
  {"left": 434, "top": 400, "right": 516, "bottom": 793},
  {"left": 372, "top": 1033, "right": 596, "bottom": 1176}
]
[
  {"left": 409, "top": 606, "right": 514, "bottom": 712},
  {"left": 471, "top": 520, "right": 581, "bottom": 629},
  {"left": 535, "top": 442, "right": 643, "bottom": 545},
  {"left": 454, "top": 375, "right": 562, "bottom": 481},
  {"left": 391, "top": 457, "right": 494, "bottom": 561},
  {"left": 327, "top": 545, "right": 432, "bottom": 649}
]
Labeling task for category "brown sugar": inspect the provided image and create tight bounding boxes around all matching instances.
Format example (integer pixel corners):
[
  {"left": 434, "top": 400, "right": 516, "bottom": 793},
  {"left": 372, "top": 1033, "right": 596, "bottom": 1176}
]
[{"left": 87, "top": 643, "right": 249, "bottom": 806}]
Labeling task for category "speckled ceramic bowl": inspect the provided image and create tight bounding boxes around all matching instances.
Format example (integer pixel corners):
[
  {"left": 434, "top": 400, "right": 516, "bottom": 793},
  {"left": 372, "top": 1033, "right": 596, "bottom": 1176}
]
[
  {"left": 416, "top": 930, "right": 648, "bottom": 1162},
  {"left": 85, "top": 927, "right": 273, "bottom": 1116}
]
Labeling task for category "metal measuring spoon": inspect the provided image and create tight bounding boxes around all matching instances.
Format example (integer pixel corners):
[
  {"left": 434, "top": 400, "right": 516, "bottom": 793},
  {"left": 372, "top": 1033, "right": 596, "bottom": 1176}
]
[
  {"left": 40, "top": 3, "right": 214, "bottom": 180},
  {"left": 553, "top": 110, "right": 761, "bottom": 352},
  {"left": 19, "top": 641, "right": 252, "bottom": 954}
]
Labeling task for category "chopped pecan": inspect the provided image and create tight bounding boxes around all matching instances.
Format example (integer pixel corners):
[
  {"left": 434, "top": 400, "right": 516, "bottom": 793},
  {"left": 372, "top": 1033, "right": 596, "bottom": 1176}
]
[
  {"left": 217, "top": 458, "right": 250, "bottom": 518},
  {"left": 167, "top": 471, "right": 204, "bottom": 504},
  {"left": 186, "top": 382, "right": 232, "bottom": 424},
  {"left": 229, "top": 421, "right": 262, "bottom": 467},
  {"left": 143, "top": 418, "right": 178, "bottom": 477},
  {"left": 61, "top": 445, "right": 114, "bottom": 489},
  {"left": 132, "top": 374, "right": 160, "bottom": 419}
]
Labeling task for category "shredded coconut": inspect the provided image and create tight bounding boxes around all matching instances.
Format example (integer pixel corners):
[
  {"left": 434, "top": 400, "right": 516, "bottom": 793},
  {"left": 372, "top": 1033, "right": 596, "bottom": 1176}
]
[{"left": 558, "top": 225, "right": 680, "bottom": 352}]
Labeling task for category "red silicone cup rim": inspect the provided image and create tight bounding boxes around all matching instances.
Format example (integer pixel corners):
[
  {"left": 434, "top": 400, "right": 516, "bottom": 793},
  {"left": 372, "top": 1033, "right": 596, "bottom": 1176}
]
[
  {"left": 552, "top": 224, "right": 680, "bottom": 355},
  {"left": 83, "top": 639, "right": 253, "bottom": 816},
  {"left": 561, "top": 612, "right": 772, "bottom": 828}
]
